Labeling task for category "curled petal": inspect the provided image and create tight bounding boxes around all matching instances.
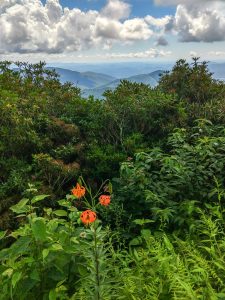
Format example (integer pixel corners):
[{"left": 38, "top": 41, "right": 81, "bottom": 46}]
[
  {"left": 72, "top": 183, "right": 85, "bottom": 198},
  {"left": 80, "top": 210, "right": 97, "bottom": 225},
  {"left": 99, "top": 195, "right": 111, "bottom": 206}
]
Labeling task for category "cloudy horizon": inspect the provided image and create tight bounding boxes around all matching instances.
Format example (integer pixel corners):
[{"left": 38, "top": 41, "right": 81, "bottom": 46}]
[{"left": 0, "top": 0, "right": 225, "bottom": 63}]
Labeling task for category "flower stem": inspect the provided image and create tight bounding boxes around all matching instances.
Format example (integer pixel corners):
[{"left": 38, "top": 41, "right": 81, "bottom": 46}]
[{"left": 93, "top": 224, "right": 100, "bottom": 300}]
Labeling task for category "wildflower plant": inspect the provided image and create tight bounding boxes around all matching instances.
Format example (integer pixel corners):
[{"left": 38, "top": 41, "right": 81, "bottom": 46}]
[
  {"left": 71, "top": 176, "right": 112, "bottom": 213},
  {"left": 0, "top": 179, "right": 115, "bottom": 300}
]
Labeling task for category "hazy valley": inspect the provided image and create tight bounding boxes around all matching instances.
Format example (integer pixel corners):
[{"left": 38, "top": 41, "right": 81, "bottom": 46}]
[{"left": 47, "top": 61, "right": 225, "bottom": 98}]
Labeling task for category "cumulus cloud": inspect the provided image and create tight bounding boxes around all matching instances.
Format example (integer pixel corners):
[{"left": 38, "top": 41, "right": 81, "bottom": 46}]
[
  {"left": 160, "top": 0, "right": 225, "bottom": 43},
  {"left": 120, "top": 18, "right": 153, "bottom": 40},
  {"left": 101, "top": 0, "right": 131, "bottom": 20},
  {"left": 174, "top": 2, "right": 225, "bottom": 42},
  {"left": 144, "top": 15, "right": 171, "bottom": 46},
  {"left": 94, "top": 17, "right": 153, "bottom": 42},
  {"left": 0, "top": 0, "right": 161, "bottom": 54},
  {"left": 3, "top": 0, "right": 224, "bottom": 57}
]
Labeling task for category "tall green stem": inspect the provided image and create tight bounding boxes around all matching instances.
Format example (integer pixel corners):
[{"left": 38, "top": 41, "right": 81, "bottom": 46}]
[{"left": 93, "top": 225, "right": 100, "bottom": 300}]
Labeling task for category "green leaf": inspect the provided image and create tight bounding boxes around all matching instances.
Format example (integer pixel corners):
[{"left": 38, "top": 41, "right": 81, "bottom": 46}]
[
  {"left": 163, "top": 235, "right": 174, "bottom": 252},
  {"left": 133, "top": 248, "right": 140, "bottom": 262},
  {"left": 42, "top": 249, "right": 49, "bottom": 260},
  {"left": 58, "top": 199, "right": 72, "bottom": 208},
  {"left": 30, "top": 269, "right": 40, "bottom": 281},
  {"left": 12, "top": 271, "right": 22, "bottom": 288},
  {"left": 69, "top": 206, "right": 77, "bottom": 212},
  {"left": 0, "top": 231, "right": 7, "bottom": 240},
  {"left": 129, "top": 237, "right": 142, "bottom": 246},
  {"left": 214, "top": 261, "right": 225, "bottom": 270},
  {"left": 44, "top": 208, "right": 52, "bottom": 216},
  {"left": 47, "top": 220, "right": 58, "bottom": 232},
  {"left": 53, "top": 210, "right": 67, "bottom": 217},
  {"left": 10, "top": 236, "right": 32, "bottom": 258},
  {"left": 2, "top": 268, "right": 13, "bottom": 277},
  {"left": 49, "top": 289, "right": 57, "bottom": 300},
  {"left": 10, "top": 198, "right": 29, "bottom": 214},
  {"left": 133, "top": 219, "right": 154, "bottom": 226},
  {"left": 141, "top": 229, "right": 151, "bottom": 239},
  {"left": 78, "top": 264, "right": 87, "bottom": 276},
  {"left": 50, "top": 243, "right": 63, "bottom": 251},
  {"left": 31, "top": 194, "right": 50, "bottom": 204},
  {"left": 31, "top": 219, "right": 47, "bottom": 241},
  {"left": 108, "top": 182, "right": 113, "bottom": 194},
  {"left": 70, "top": 237, "right": 79, "bottom": 244},
  {"left": 56, "top": 279, "right": 67, "bottom": 288}
]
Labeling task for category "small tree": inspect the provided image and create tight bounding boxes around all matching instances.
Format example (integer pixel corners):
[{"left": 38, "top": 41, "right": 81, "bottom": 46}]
[{"left": 158, "top": 57, "right": 223, "bottom": 104}]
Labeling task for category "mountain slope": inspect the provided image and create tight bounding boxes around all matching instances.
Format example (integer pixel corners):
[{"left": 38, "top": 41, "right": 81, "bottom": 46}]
[
  {"left": 47, "top": 67, "right": 116, "bottom": 89},
  {"left": 83, "top": 70, "right": 164, "bottom": 98},
  {"left": 208, "top": 63, "right": 225, "bottom": 80},
  {"left": 48, "top": 62, "right": 173, "bottom": 78}
]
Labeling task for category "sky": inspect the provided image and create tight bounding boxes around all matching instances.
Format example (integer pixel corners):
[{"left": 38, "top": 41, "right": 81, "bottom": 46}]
[{"left": 0, "top": 0, "right": 225, "bottom": 63}]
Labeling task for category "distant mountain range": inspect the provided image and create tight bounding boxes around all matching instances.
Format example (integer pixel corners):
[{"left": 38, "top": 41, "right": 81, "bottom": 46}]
[
  {"left": 82, "top": 70, "right": 163, "bottom": 98},
  {"left": 12, "top": 61, "right": 225, "bottom": 98},
  {"left": 47, "top": 61, "right": 173, "bottom": 78},
  {"left": 45, "top": 61, "right": 225, "bottom": 98},
  {"left": 47, "top": 67, "right": 164, "bottom": 98},
  {"left": 47, "top": 67, "right": 116, "bottom": 90},
  {"left": 208, "top": 62, "right": 225, "bottom": 81}
]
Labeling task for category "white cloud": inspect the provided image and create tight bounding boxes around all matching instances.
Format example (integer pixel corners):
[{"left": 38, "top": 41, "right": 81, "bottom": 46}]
[
  {"left": 46, "top": 0, "right": 62, "bottom": 23},
  {"left": 0, "top": 0, "right": 159, "bottom": 54},
  {"left": 174, "top": 2, "right": 225, "bottom": 42},
  {"left": 208, "top": 51, "right": 225, "bottom": 56},
  {"left": 161, "top": 0, "right": 225, "bottom": 43},
  {"left": 94, "top": 17, "right": 153, "bottom": 42},
  {"left": 0, "top": 48, "right": 172, "bottom": 62},
  {"left": 2, "top": 0, "right": 224, "bottom": 59},
  {"left": 94, "top": 17, "right": 122, "bottom": 40},
  {"left": 101, "top": 0, "right": 131, "bottom": 20},
  {"left": 145, "top": 15, "right": 171, "bottom": 27},
  {"left": 120, "top": 18, "right": 153, "bottom": 40},
  {"left": 105, "top": 48, "right": 172, "bottom": 59}
]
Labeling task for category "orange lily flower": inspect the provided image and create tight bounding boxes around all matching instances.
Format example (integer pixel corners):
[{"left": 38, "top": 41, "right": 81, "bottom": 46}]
[
  {"left": 99, "top": 195, "right": 111, "bottom": 206},
  {"left": 80, "top": 210, "right": 97, "bottom": 225},
  {"left": 72, "top": 183, "right": 85, "bottom": 198}
]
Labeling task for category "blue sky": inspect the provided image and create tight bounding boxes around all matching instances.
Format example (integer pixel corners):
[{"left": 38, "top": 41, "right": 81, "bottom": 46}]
[
  {"left": 0, "top": 0, "right": 225, "bottom": 63},
  {"left": 41, "top": 0, "right": 176, "bottom": 18}
]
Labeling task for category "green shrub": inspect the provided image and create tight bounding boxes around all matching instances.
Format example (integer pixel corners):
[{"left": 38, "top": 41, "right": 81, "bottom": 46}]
[{"left": 113, "top": 121, "right": 225, "bottom": 232}]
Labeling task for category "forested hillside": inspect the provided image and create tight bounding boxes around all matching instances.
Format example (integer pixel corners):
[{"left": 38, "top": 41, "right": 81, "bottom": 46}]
[{"left": 1, "top": 58, "right": 225, "bottom": 299}]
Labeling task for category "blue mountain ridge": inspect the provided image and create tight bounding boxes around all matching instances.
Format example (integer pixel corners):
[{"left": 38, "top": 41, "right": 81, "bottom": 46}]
[
  {"left": 82, "top": 70, "right": 164, "bottom": 99},
  {"left": 47, "top": 67, "right": 116, "bottom": 90},
  {"left": 47, "top": 62, "right": 225, "bottom": 99},
  {"left": 48, "top": 67, "right": 164, "bottom": 98},
  {"left": 13, "top": 62, "right": 225, "bottom": 98}
]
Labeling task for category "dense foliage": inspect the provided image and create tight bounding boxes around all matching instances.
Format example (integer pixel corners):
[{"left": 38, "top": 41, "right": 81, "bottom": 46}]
[
  {"left": 114, "top": 121, "right": 225, "bottom": 231},
  {"left": 1, "top": 58, "right": 225, "bottom": 299}
]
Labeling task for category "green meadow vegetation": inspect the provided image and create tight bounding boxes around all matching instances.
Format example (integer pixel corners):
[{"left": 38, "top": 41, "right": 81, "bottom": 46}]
[{"left": 0, "top": 58, "right": 225, "bottom": 299}]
